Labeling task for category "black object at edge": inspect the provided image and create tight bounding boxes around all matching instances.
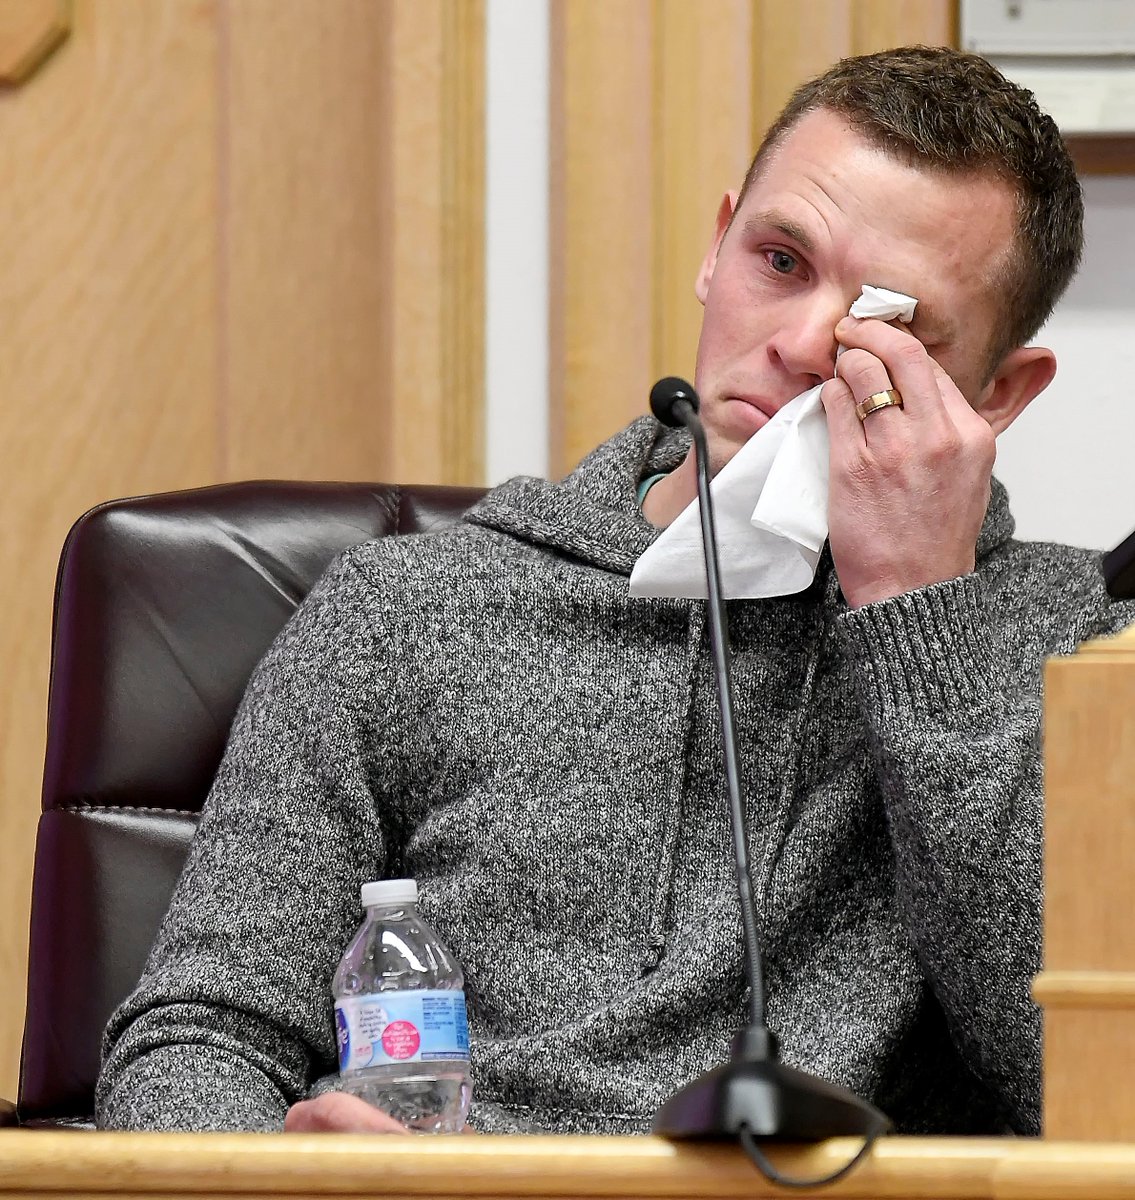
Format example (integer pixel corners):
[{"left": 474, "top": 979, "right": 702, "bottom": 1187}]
[{"left": 1104, "top": 527, "right": 1135, "bottom": 599}]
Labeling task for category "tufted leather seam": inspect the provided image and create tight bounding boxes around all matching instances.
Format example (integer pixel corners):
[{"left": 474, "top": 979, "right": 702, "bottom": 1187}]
[
  {"left": 392, "top": 484, "right": 408, "bottom": 535},
  {"left": 55, "top": 804, "right": 200, "bottom": 818}
]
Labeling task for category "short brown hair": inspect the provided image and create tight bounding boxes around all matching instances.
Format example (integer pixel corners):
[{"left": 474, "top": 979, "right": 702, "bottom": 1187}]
[{"left": 740, "top": 46, "right": 1083, "bottom": 376}]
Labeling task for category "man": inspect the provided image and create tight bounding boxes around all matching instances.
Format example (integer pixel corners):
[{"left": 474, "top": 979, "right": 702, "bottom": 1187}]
[{"left": 97, "top": 46, "right": 1133, "bottom": 1137}]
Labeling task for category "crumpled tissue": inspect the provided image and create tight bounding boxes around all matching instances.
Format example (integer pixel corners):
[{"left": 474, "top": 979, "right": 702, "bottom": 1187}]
[{"left": 629, "top": 284, "right": 917, "bottom": 600}]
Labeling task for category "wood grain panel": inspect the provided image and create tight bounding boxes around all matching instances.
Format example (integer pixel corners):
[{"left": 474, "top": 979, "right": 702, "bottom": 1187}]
[
  {"left": 437, "top": 0, "right": 486, "bottom": 486},
  {"left": 223, "top": 1, "right": 394, "bottom": 483},
  {"left": 0, "top": 0, "right": 487, "bottom": 1108},
  {"left": 6, "top": 1130, "right": 1135, "bottom": 1199},
  {"left": 386, "top": 0, "right": 485, "bottom": 486},
  {"left": 549, "top": 0, "right": 653, "bottom": 479},
  {"left": 853, "top": 0, "right": 956, "bottom": 53},
  {"left": 752, "top": 0, "right": 957, "bottom": 141},
  {"left": 224, "top": 0, "right": 484, "bottom": 487},
  {"left": 752, "top": 0, "right": 852, "bottom": 138},
  {"left": 1035, "top": 971, "right": 1135, "bottom": 1008},
  {"left": 0, "top": 0, "right": 219, "bottom": 1098},
  {"left": 1043, "top": 655, "right": 1135, "bottom": 970},
  {"left": 1067, "top": 136, "right": 1135, "bottom": 177},
  {"left": 1042, "top": 644, "right": 1135, "bottom": 1139},
  {"left": 653, "top": 0, "right": 753, "bottom": 386},
  {"left": 1043, "top": 1008, "right": 1135, "bottom": 1141}
]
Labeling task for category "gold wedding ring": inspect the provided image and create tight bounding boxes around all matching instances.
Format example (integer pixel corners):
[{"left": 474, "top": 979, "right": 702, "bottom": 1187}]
[{"left": 855, "top": 388, "right": 904, "bottom": 422}]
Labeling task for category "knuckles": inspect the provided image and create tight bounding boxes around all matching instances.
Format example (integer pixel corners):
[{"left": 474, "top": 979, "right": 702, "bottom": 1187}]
[
  {"left": 835, "top": 409, "right": 994, "bottom": 482},
  {"left": 836, "top": 320, "right": 927, "bottom": 371},
  {"left": 924, "top": 429, "right": 964, "bottom": 466},
  {"left": 892, "top": 338, "right": 928, "bottom": 373},
  {"left": 833, "top": 348, "right": 886, "bottom": 391}
]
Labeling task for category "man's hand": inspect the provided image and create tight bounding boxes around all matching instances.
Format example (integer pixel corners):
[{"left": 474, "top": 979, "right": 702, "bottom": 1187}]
[
  {"left": 284, "top": 1092, "right": 408, "bottom": 1133},
  {"left": 821, "top": 317, "right": 996, "bottom": 609},
  {"left": 284, "top": 1091, "right": 478, "bottom": 1134}
]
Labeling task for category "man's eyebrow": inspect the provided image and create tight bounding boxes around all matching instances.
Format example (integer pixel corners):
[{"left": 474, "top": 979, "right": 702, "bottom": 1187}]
[{"left": 742, "top": 210, "right": 815, "bottom": 255}]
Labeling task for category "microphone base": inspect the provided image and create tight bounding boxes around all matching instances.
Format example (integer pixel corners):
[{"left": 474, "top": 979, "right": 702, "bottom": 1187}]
[{"left": 652, "top": 1054, "right": 889, "bottom": 1142}]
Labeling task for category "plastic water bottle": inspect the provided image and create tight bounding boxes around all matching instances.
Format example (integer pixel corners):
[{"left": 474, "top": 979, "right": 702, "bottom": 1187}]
[{"left": 333, "top": 879, "right": 472, "bottom": 1132}]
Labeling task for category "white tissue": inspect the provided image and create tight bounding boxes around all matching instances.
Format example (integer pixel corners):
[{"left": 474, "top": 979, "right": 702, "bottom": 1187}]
[{"left": 629, "top": 284, "right": 917, "bottom": 600}]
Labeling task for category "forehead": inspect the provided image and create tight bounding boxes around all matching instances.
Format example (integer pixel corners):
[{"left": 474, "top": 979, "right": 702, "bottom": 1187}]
[{"left": 737, "top": 110, "right": 1018, "bottom": 326}]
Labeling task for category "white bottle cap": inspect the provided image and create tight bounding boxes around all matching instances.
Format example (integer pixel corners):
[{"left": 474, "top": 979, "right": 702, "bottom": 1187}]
[{"left": 360, "top": 878, "right": 418, "bottom": 909}]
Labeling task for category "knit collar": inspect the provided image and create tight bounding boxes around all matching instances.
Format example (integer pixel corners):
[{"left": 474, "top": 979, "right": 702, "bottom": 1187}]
[
  {"left": 465, "top": 416, "right": 686, "bottom": 576},
  {"left": 466, "top": 416, "right": 1017, "bottom": 582},
  {"left": 977, "top": 476, "right": 1016, "bottom": 559}
]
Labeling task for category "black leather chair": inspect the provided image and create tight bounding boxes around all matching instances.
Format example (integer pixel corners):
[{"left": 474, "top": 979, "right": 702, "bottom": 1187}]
[{"left": 3, "top": 480, "right": 484, "bottom": 1127}]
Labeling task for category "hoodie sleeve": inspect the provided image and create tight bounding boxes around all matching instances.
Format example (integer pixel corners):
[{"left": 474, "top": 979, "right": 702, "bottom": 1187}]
[
  {"left": 96, "top": 551, "right": 398, "bottom": 1132},
  {"left": 835, "top": 564, "right": 1135, "bottom": 1135}
]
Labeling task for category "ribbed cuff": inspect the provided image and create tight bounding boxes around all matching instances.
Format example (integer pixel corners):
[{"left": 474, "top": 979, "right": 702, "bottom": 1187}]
[
  {"left": 96, "top": 1046, "right": 286, "bottom": 1132},
  {"left": 835, "top": 573, "right": 1006, "bottom": 723}
]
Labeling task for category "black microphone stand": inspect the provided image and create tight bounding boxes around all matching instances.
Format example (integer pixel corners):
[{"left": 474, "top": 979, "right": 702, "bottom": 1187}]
[{"left": 647, "top": 377, "right": 890, "bottom": 1189}]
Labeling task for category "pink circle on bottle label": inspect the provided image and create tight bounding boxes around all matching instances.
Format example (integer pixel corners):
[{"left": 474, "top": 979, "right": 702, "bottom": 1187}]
[{"left": 381, "top": 1020, "right": 421, "bottom": 1060}]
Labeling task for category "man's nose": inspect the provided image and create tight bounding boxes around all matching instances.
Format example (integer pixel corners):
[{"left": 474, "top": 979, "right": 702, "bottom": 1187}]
[{"left": 770, "top": 294, "right": 844, "bottom": 384}]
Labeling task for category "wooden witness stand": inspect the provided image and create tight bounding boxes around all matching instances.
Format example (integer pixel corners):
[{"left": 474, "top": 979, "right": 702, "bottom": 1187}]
[
  {"left": 2, "top": 1132, "right": 1135, "bottom": 1200},
  {"left": 1038, "top": 622, "right": 1135, "bottom": 1146},
  {"left": 1, "top": 629, "right": 1134, "bottom": 1199}
]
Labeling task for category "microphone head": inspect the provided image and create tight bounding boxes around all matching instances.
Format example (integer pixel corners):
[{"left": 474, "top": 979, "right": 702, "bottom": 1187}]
[{"left": 650, "top": 376, "right": 700, "bottom": 427}]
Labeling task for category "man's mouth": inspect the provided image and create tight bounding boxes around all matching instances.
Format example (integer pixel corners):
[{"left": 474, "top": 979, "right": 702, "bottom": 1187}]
[{"left": 727, "top": 393, "right": 778, "bottom": 419}]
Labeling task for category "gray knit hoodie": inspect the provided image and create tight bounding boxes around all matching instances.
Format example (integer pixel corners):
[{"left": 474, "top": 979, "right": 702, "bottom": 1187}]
[{"left": 96, "top": 416, "right": 1135, "bottom": 1136}]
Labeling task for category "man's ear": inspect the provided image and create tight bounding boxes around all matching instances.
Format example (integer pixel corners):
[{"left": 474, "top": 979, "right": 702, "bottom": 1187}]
[
  {"left": 695, "top": 191, "right": 738, "bottom": 305},
  {"left": 975, "top": 345, "right": 1057, "bottom": 436}
]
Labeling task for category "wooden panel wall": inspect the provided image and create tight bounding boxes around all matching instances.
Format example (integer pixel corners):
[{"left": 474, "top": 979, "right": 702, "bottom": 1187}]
[
  {"left": 224, "top": 0, "right": 484, "bottom": 484},
  {"left": 548, "top": 2, "right": 655, "bottom": 478},
  {"left": 223, "top": 1, "right": 393, "bottom": 481},
  {"left": 382, "top": 0, "right": 485, "bottom": 486},
  {"left": 0, "top": 0, "right": 483, "bottom": 1101},
  {"left": 652, "top": 0, "right": 755, "bottom": 456},
  {"left": 549, "top": 0, "right": 956, "bottom": 478}
]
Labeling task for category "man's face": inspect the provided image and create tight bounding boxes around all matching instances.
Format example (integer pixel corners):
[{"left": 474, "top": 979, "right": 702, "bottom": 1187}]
[{"left": 692, "top": 107, "right": 1019, "bottom": 473}]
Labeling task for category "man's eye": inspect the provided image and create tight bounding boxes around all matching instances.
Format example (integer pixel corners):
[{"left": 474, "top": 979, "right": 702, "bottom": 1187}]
[{"left": 768, "top": 250, "right": 798, "bottom": 275}]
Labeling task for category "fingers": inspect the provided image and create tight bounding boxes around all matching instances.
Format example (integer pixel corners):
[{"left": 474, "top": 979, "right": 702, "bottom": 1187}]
[
  {"left": 837, "top": 317, "right": 990, "bottom": 438},
  {"left": 834, "top": 318, "right": 946, "bottom": 431},
  {"left": 820, "top": 375, "right": 866, "bottom": 454},
  {"left": 926, "top": 354, "right": 982, "bottom": 427},
  {"left": 821, "top": 318, "right": 996, "bottom": 606},
  {"left": 823, "top": 340, "right": 908, "bottom": 455},
  {"left": 284, "top": 1092, "right": 409, "bottom": 1134}
]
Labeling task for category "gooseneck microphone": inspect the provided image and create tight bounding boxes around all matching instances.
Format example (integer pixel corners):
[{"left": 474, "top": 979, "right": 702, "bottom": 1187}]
[
  {"left": 647, "top": 377, "right": 890, "bottom": 1189},
  {"left": 649, "top": 377, "right": 768, "bottom": 1032}
]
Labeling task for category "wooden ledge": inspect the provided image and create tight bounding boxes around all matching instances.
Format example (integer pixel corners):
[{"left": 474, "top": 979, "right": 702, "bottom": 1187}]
[
  {"left": 1034, "top": 971, "right": 1135, "bottom": 1009},
  {"left": 1075, "top": 625, "right": 1135, "bottom": 655},
  {"left": 1, "top": 1131, "right": 1135, "bottom": 1199}
]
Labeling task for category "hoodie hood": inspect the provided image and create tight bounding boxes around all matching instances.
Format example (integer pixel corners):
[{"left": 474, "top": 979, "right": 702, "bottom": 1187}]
[{"left": 465, "top": 416, "right": 688, "bottom": 576}]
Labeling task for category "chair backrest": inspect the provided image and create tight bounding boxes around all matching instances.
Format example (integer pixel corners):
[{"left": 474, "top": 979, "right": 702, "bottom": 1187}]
[{"left": 18, "top": 480, "right": 484, "bottom": 1126}]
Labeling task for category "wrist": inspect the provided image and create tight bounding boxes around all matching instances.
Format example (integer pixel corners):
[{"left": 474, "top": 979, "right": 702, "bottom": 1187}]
[
  {"left": 837, "top": 572, "right": 1002, "bottom": 720},
  {"left": 840, "top": 557, "right": 977, "bottom": 609}
]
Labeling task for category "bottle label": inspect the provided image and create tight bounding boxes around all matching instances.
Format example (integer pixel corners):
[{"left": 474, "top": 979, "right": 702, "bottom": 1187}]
[{"left": 335, "top": 989, "right": 469, "bottom": 1072}]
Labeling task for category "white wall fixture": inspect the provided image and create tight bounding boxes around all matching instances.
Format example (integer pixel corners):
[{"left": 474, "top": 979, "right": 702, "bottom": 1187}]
[{"left": 961, "top": 0, "right": 1135, "bottom": 134}]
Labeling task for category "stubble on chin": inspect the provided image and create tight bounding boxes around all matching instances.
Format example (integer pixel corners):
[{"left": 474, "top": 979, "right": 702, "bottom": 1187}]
[{"left": 705, "top": 435, "right": 738, "bottom": 480}]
